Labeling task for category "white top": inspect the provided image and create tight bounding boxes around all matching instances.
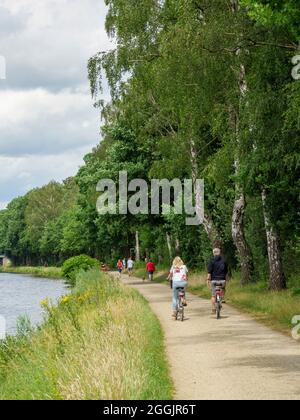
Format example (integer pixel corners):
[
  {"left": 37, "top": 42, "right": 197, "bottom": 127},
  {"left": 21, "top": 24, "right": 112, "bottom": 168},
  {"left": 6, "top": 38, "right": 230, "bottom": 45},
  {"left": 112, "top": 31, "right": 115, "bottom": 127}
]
[
  {"left": 170, "top": 265, "right": 188, "bottom": 282},
  {"left": 127, "top": 259, "right": 134, "bottom": 269}
]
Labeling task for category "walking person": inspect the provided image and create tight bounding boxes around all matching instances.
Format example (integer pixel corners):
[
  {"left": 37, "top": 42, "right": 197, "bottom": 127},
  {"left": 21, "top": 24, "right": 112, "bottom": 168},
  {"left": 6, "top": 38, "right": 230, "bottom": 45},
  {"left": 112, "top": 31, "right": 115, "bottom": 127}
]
[
  {"left": 117, "top": 259, "right": 124, "bottom": 278},
  {"left": 146, "top": 259, "right": 155, "bottom": 281},
  {"left": 127, "top": 257, "right": 134, "bottom": 277},
  {"left": 207, "top": 248, "right": 228, "bottom": 314},
  {"left": 168, "top": 257, "right": 188, "bottom": 318}
]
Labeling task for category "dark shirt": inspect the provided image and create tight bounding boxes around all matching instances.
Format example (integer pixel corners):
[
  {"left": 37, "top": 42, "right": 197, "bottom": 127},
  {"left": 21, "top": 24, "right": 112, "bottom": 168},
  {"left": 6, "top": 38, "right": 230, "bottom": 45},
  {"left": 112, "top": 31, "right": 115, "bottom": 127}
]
[{"left": 208, "top": 256, "right": 228, "bottom": 281}]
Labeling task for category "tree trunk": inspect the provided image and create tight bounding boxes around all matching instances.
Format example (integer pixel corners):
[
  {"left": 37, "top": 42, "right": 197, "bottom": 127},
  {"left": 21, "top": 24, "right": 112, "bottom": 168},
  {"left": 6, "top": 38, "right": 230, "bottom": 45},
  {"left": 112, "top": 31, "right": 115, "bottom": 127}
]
[
  {"left": 229, "top": 54, "right": 254, "bottom": 284},
  {"left": 261, "top": 189, "right": 286, "bottom": 291},
  {"left": 230, "top": 0, "right": 240, "bottom": 13},
  {"left": 230, "top": 123, "right": 254, "bottom": 283},
  {"left": 175, "top": 237, "right": 180, "bottom": 254},
  {"left": 166, "top": 232, "right": 173, "bottom": 261},
  {"left": 190, "top": 139, "right": 223, "bottom": 250},
  {"left": 202, "top": 214, "right": 223, "bottom": 249},
  {"left": 232, "top": 192, "right": 254, "bottom": 284},
  {"left": 135, "top": 230, "right": 140, "bottom": 262}
]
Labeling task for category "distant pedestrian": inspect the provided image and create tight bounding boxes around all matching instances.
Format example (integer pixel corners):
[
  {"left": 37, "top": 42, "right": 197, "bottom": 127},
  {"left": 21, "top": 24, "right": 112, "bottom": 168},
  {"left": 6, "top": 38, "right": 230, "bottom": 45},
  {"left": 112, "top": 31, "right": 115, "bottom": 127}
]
[
  {"left": 127, "top": 257, "right": 134, "bottom": 277},
  {"left": 117, "top": 259, "right": 124, "bottom": 277},
  {"left": 146, "top": 259, "right": 156, "bottom": 281},
  {"left": 101, "top": 262, "right": 109, "bottom": 272}
]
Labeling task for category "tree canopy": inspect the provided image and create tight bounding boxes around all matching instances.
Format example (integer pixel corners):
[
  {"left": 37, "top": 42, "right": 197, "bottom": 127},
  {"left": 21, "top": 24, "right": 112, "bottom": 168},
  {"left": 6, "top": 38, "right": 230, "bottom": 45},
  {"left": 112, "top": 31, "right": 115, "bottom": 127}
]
[{"left": 0, "top": 0, "right": 299, "bottom": 290}]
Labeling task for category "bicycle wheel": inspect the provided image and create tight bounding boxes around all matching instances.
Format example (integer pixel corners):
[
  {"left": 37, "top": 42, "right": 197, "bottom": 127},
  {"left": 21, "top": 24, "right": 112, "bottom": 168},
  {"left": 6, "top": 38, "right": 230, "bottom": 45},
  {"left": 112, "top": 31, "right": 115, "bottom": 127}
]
[
  {"left": 216, "top": 302, "right": 221, "bottom": 319},
  {"left": 181, "top": 306, "right": 184, "bottom": 322},
  {"left": 175, "top": 303, "right": 179, "bottom": 321}
]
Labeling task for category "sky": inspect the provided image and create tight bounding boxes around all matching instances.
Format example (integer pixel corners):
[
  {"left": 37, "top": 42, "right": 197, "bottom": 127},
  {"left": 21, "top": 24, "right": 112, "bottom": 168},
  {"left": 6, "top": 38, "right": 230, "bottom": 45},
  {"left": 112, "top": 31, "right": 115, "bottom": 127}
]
[{"left": 0, "top": 0, "right": 112, "bottom": 209}]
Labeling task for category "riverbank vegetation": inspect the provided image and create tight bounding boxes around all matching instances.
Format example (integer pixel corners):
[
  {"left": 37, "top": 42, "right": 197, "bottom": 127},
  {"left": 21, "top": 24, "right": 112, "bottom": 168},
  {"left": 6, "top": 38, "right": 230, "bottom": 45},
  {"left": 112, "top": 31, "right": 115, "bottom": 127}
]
[
  {"left": 0, "top": 266, "right": 63, "bottom": 279},
  {"left": 0, "top": 1, "right": 299, "bottom": 294},
  {"left": 61, "top": 255, "right": 100, "bottom": 286},
  {"left": 0, "top": 270, "right": 172, "bottom": 400},
  {"left": 0, "top": 256, "right": 100, "bottom": 282}
]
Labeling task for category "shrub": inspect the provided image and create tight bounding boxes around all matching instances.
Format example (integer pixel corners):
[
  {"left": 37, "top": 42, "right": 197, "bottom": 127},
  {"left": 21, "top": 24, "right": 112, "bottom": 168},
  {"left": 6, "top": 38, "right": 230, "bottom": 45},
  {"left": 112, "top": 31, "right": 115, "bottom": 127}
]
[{"left": 62, "top": 255, "right": 99, "bottom": 286}]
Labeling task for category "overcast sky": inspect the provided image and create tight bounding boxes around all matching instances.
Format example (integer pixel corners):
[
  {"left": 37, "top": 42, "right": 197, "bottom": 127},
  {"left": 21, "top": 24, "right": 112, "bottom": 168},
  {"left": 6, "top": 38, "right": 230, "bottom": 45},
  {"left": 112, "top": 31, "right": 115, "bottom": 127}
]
[{"left": 0, "top": 0, "right": 112, "bottom": 209}]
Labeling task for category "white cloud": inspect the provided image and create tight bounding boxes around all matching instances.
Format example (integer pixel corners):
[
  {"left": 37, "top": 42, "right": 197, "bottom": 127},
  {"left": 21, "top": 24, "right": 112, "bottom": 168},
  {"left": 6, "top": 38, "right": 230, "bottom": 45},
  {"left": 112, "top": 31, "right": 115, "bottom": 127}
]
[
  {"left": 0, "top": 0, "right": 113, "bottom": 90},
  {"left": 0, "top": 0, "right": 112, "bottom": 204},
  {"left": 0, "top": 88, "right": 101, "bottom": 156},
  {"left": 0, "top": 149, "right": 90, "bottom": 202},
  {"left": 0, "top": 202, "right": 8, "bottom": 210}
]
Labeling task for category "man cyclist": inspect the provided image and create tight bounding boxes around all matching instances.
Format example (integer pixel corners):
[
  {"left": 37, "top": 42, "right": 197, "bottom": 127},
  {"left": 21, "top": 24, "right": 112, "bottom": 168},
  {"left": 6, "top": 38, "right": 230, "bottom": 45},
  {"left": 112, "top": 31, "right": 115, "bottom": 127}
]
[{"left": 207, "top": 248, "right": 228, "bottom": 314}]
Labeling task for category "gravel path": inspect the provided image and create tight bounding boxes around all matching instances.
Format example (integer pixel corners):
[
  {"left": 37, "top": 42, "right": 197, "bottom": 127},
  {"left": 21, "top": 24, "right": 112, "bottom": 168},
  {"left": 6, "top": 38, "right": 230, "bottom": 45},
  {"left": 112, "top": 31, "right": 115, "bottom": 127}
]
[{"left": 119, "top": 274, "right": 300, "bottom": 400}]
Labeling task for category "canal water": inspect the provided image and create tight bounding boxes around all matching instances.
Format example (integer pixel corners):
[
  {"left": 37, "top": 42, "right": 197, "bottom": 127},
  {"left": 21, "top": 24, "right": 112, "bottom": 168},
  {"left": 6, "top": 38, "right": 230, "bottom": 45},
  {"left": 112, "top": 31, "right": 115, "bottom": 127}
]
[{"left": 0, "top": 273, "right": 67, "bottom": 335}]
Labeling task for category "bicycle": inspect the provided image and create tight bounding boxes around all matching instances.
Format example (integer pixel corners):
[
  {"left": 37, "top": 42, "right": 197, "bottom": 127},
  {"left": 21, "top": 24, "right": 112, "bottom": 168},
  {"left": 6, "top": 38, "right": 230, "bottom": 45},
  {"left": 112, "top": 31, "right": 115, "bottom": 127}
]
[
  {"left": 175, "top": 287, "right": 185, "bottom": 322},
  {"left": 213, "top": 281, "right": 226, "bottom": 320}
]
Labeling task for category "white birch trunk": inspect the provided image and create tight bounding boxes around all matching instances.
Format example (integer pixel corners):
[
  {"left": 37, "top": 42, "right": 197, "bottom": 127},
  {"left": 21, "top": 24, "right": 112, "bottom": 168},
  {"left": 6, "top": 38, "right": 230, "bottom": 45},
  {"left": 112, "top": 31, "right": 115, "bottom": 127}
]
[
  {"left": 166, "top": 232, "right": 173, "bottom": 261},
  {"left": 135, "top": 230, "right": 140, "bottom": 262},
  {"left": 190, "top": 139, "right": 222, "bottom": 249},
  {"left": 261, "top": 189, "right": 286, "bottom": 290},
  {"left": 175, "top": 237, "right": 180, "bottom": 254},
  {"left": 230, "top": 8, "right": 254, "bottom": 283}
]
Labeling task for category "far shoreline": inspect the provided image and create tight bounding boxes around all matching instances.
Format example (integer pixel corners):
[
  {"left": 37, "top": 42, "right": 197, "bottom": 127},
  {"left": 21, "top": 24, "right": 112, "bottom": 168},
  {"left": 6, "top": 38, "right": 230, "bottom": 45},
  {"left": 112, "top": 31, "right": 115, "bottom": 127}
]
[{"left": 0, "top": 266, "right": 63, "bottom": 280}]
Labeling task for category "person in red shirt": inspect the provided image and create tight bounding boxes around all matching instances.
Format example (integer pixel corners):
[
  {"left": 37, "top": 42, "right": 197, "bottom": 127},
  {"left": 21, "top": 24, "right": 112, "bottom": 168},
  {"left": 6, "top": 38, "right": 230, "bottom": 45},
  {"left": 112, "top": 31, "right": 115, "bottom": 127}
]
[
  {"left": 117, "top": 259, "right": 124, "bottom": 278},
  {"left": 146, "top": 259, "right": 156, "bottom": 281}
]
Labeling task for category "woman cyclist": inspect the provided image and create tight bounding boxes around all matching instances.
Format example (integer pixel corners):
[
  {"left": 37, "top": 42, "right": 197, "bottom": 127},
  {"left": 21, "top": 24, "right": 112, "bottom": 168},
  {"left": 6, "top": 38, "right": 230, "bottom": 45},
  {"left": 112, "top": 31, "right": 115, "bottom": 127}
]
[{"left": 168, "top": 256, "right": 188, "bottom": 318}]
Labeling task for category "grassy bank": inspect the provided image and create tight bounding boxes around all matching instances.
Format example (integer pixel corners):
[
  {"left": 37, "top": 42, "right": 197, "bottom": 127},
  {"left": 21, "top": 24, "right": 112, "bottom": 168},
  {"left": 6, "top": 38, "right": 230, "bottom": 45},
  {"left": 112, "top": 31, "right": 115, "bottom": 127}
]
[
  {"left": 131, "top": 265, "right": 300, "bottom": 336},
  {"left": 0, "top": 269, "right": 173, "bottom": 400},
  {"left": 0, "top": 266, "right": 63, "bottom": 279}
]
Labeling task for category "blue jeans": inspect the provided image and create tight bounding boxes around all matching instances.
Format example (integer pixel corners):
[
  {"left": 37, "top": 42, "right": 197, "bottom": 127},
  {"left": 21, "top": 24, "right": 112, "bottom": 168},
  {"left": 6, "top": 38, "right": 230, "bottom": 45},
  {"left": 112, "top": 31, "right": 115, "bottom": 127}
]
[{"left": 172, "top": 281, "right": 188, "bottom": 310}]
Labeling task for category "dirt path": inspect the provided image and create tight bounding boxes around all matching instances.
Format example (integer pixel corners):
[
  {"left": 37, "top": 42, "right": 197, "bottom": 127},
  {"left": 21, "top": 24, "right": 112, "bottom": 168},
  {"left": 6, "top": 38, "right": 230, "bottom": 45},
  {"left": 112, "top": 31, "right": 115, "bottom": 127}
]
[{"left": 117, "top": 274, "right": 300, "bottom": 400}]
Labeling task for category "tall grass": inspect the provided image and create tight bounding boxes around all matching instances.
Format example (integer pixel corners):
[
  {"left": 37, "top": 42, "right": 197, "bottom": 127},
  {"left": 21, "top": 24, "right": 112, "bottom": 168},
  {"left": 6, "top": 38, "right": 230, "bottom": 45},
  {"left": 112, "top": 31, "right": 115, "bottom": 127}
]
[{"left": 0, "top": 269, "right": 173, "bottom": 400}]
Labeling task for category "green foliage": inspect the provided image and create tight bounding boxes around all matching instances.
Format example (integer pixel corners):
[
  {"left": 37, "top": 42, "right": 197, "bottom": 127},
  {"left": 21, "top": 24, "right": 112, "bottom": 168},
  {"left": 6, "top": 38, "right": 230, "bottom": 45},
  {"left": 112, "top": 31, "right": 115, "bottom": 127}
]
[
  {"left": 0, "top": 270, "right": 173, "bottom": 400},
  {"left": 86, "top": 0, "right": 299, "bottom": 285},
  {"left": 241, "top": 0, "right": 300, "bottom": 40},
  {"left": 1, "top": 0, "right": 299, "bottom": 289},
  {"left": 0, "top": 178, "right": 79, "bottom": 266},
  {"left": 61, "top": 255, "right": 99, "bottom": 286}
]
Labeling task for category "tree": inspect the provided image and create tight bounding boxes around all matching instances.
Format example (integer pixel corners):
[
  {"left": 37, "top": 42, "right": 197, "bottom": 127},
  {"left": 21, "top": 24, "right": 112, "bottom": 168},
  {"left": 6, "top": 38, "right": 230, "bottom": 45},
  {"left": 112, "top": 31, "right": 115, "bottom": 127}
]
[
  {"left": 1, "top": 0, "right": 298, "bottom": 291},
  {"left": 241, "top": 0, "right": 300, "bottom": 43}
]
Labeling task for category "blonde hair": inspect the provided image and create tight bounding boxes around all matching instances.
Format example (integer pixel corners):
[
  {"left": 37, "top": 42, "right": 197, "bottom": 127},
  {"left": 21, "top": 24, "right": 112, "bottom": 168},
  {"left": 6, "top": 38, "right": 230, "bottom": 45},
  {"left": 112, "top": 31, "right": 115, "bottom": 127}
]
[{"left": 172, "top": 256, "right": 184, "bottom": 268}]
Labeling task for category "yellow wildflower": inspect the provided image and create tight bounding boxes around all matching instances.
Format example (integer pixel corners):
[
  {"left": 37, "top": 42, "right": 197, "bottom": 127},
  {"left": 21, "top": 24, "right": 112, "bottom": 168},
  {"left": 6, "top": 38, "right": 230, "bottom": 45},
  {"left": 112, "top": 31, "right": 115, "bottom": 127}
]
[{"left": 40, "top": 298, "right": 49, "bottom": 308}]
